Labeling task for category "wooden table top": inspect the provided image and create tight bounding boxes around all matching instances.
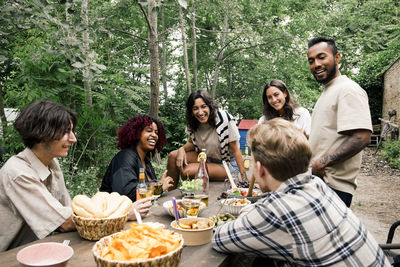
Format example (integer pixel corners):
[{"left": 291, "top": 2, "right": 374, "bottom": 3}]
[{"left": 0, "top": 181, "right": 236, "bottom": 267}]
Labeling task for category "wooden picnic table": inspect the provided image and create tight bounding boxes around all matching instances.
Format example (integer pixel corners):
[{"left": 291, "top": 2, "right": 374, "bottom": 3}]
[{"left": 0, "top": 181, "right": 237, "bottom": 267}]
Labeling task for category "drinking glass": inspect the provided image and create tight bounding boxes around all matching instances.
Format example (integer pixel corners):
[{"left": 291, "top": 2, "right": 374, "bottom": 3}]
[
  {"left": 150, "top": 181, "right": 163, "bottom": 207},
  {"left": 138, "top": 186, "right": 153, "bottom": 216},
  {"left": 138, "top": 187, "right": 153, "bottom": 199},
  {"left": 182, "top": 195, "right": 201, "bottom": 218},
  {"left": 195, "top": 194, "right": 209, "bottom": 208}
]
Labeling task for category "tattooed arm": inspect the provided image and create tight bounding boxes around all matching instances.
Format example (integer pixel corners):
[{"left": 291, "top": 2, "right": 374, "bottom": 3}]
[{"left": 312, "top": 129, "right": 371, "bottom": 178}]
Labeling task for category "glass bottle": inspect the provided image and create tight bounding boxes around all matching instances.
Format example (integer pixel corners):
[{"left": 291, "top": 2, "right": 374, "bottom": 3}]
[
  {"left": 195, "top": 149, "right": 209, "bottom": 207},
  {"left": 197, "top": 148, "right": 209, "bottom": 173},
  {"left": 136, "top": 168, "right": 150, "bottom": 200}
]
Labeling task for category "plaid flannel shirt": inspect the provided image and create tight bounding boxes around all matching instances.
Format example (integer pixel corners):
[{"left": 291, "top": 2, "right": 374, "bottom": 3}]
[{"left": 212, "top": 173, "right": 390, "bottom": 267}]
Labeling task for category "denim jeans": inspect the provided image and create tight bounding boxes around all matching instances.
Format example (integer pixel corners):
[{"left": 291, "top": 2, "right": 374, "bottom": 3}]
[{"left": 207, "top": 156, "right": 239, "bottom": 173}]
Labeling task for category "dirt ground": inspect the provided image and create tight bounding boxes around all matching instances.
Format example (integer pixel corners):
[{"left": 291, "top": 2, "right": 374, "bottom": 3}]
[{"left": 351, "top": 146, "right": 400, "bottom": 245}]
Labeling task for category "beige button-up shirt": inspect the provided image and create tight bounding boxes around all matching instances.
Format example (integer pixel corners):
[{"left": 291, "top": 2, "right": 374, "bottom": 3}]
[{"left": 0, "top": 148, "right": 72, "bottom": 251}]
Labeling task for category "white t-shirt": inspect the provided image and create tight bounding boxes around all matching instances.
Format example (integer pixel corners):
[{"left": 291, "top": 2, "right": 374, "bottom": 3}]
[
  {"left": 258, "top": 106, "right": 311, "bottom": 135},
  {"left": 309, "top": 75, "right": 372, "bottom": 195}
]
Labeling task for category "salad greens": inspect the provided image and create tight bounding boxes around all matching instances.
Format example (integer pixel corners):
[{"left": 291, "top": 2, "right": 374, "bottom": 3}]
[{"left": 180, "top": 179, "right": 203, "bottom": 191}]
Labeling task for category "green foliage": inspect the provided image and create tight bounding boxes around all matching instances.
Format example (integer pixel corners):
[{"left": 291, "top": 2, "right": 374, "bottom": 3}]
[
  {"left": 60, "top": 156, "right": 102, "bottom": 198},
  {"left": 1, "top": 124, "right": 25, "bottom": 157},
  {"left": 1, "top": 0, "right": 400, "bottom": 198},
  {"left": 159, "top": 88, "right": 188, "bottom": 154},
  {"left": 381, "top": 141, "right": 400, "bottom": 169},
  {"left": 354, "top": 41, "right": 400, "bottom": 124},
  {"left": 151, "top": 155, "right": 168, "bottom": 180}
]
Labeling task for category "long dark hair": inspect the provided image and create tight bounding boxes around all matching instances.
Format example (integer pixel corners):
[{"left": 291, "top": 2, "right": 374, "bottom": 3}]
[
  {"left": 262, "top": 79, "right": 299, "bottom": 121},
  {"left": 14, "top": 100, "right": 77, "bottom": 148},
  {"left": 117, "top": 114, "right": 167, "bottom": 153},
  {"left": 185, "top": 90, "right": 218, "bottom": 133}
]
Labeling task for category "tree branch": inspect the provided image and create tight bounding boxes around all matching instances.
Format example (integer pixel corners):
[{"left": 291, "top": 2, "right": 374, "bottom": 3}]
[
  {"left": 72, "top": 126, "right": 101, "bottom": 174},
  {"left": 216, "top": 36, "right": 241, "bottom": 60},
  {"left": 107, "top": 27, "right": 148, "bottom": 42},
  {"left": 222, "top": 37, "right": 286, "bottom": 61},
  {"left": 137, "top": 0, "right": 153, "bottom": 35},
  {"left": 197, "top": 27, "right": 230, "bottom": 34}
]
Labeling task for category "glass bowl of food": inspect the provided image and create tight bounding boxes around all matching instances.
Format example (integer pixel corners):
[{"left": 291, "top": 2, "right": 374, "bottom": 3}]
[
  {"left": 178, "top": 179, "right": 203, "bottom": 196},
  {"left": 226, "top": 188, "right": 263, "bottom": 203},
  {"left": 163, "top": 199, "right": 206, "bottom": 218}
]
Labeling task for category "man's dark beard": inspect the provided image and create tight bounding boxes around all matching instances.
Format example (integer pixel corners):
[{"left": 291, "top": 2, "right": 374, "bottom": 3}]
[{"left": 315, "top": 65, "right": 337, "bottom": 84}]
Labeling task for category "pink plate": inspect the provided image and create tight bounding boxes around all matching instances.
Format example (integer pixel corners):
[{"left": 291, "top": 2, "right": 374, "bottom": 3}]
[{"left": 16, "top": 242, "right": 74, "bottom": 267}]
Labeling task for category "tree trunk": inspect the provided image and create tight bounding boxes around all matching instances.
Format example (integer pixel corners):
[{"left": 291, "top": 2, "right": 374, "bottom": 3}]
[
  {"left": 179, "top": 5, "right": 191, "bottom": 94},
  {"left": 211, "top": 6, "right": 229, "bottom": 99},
  {"left": 191, "top": 0, "right": 198, "bottom": 92},
  {"left": 0, "top": 83, "right": 6, "bottom": 138},
  {"left": 227, "top": 64, "right": 232, "bottom": 91},
  {"left": 160, "top": 4, "right": 168, "bottom": 98},
  {"left": 148, "top": 0, "right": 160, "bottom": 118},
  {"left": 204, "top": 72, "right": 211, "bottom": 92},
  {"left": 65, "top": 0, "right": 77, "bottom": 113},
  {"left": 0, "top": 83, "right": 5, "bottom": 160},
  {"left": 81, "top": 0, "right": 92, "bottom": 106}
]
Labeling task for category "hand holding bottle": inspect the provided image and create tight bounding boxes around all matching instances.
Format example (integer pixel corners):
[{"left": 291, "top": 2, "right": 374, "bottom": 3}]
[{"left": 136, "top": 168, "right": 152, "bottom": 200}]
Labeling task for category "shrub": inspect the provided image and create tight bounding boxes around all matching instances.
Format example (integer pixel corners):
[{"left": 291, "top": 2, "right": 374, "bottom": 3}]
[
  {"left": 380, "top": 140, "right": 400, "bottom": 169},
  {"left": 60, "top": 157, "right": 102, "bottom": 198}
]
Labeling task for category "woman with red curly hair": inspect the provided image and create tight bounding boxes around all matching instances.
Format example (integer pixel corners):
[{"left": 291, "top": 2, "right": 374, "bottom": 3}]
[{"left": 100, "top": 115, "right": 174, "bottom": 212}]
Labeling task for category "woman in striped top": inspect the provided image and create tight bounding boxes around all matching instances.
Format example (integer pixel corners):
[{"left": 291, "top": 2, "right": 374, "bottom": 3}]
[{"left": 167, "top": 90, "right": 247, "bottom": 188}]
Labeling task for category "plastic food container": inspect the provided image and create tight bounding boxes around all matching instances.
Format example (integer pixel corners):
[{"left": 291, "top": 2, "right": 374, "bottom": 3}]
[{"left": 170, "top": 217, "right": 214, "bottom": 246}]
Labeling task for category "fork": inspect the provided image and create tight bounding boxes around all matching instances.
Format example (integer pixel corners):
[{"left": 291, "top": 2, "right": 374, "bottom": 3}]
[
  {"left": 215, "top": 197, "right": 228, "bottom": 226},
  {"left": 172, "top": 197, "right": 182, "bottom": 228},
  {"left": 133, "top": 208, "right": 142, "bottom": 224}
]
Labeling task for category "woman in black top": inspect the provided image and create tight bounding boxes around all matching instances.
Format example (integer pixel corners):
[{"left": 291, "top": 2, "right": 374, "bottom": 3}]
[{"left": 100, "top": 115, "right": 174, "bottom": 210}]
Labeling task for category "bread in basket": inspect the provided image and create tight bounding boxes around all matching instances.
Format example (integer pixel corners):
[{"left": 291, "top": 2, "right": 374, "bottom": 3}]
[{"left": 71, "top": 192, "right": 132, "bottom": 240}]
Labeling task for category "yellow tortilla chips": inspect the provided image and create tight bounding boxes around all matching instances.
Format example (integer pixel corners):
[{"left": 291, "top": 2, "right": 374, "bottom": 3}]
[{"left": 100, "top": 223, "right": 181, "bottom": 261}]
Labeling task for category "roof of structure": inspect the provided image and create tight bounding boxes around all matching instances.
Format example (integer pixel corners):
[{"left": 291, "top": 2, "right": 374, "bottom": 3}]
[{"left": 238, "top": 119, "right": 258, "bottom": 130}]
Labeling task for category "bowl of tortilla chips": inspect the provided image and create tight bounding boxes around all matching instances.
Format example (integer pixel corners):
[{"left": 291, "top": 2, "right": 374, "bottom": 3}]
[{"left": 92, "top": 222, "right": 183, "bottom": 267}]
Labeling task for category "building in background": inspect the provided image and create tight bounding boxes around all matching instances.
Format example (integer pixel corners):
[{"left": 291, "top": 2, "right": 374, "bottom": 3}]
[
  {"left": 382, "top": 57, "right": 400, "bottom": 126},
  {"left": 237, "top": 119, "right": 258, "bottom": 152}
]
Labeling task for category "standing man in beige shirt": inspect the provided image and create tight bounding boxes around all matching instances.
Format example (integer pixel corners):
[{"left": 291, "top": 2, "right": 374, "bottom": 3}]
[
  {"left": 0, "top": 100, "right": 77, "bottom": 251},
  {"left": 307, "top": 37, "right": 372, "bottom": 207}
]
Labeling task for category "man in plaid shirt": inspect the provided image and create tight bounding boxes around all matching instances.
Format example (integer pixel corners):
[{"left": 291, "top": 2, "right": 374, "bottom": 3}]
[{"left": 212, "top": 118, "right": 390, "bottom": 266}]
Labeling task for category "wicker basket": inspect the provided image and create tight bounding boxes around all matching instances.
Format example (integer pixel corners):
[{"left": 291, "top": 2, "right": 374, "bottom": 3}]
[
  {"left": 92, "top": 232, "right": 184, "bottom": 267},
  {"left": 72, "top": 213, "right": 128, "bottom": 241}
]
